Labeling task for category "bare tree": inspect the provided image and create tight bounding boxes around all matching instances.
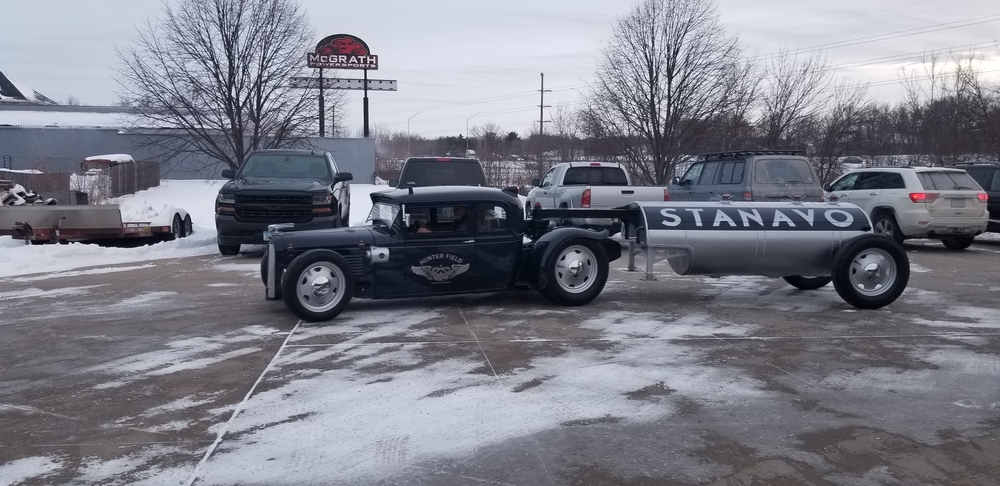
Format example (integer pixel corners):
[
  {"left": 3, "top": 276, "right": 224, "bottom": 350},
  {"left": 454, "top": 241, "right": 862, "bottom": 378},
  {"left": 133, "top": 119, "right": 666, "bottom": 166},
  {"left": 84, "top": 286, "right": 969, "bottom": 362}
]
[
  {"left": 589, "top": 0, "right": 746, "bottom": 185},
  {"left": 759, "top": 47, "right": 832, "bottom": 148},
  {"left": 810, "top": 81, "right": 873, "bottom": 183},
  {"left": 117, "top": 0, "right": 317, "bottom": 170}
]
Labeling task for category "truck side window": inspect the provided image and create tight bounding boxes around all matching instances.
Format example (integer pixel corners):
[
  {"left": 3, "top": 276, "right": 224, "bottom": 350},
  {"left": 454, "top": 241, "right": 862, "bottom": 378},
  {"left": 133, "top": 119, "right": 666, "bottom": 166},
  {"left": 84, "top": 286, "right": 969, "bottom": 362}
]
[
  {"left": 477, "top": 205, "right": 508, "bottom": 233},
  {"left": 541, "top": 168, "right": 556, "bottom": 188}
]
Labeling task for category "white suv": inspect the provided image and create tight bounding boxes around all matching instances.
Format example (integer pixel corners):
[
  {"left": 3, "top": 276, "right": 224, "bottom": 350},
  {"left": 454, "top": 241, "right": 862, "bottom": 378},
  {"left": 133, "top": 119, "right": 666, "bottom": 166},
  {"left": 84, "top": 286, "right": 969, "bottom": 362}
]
[{"left": 825, "top": 167, "right": 988, "bottom": 250}]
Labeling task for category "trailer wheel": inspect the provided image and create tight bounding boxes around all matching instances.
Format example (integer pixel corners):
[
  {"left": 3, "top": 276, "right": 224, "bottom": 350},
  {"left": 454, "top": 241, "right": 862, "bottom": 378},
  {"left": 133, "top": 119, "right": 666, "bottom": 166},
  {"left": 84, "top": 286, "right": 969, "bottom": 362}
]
[
  {"left": 169, "top": 215, "right": 182, "bottom": 240},
  {"left": 832, "top": 235, "right": 909, "bottom": 309},
  {"left": 282, "top": 250, "right": 354, "bottom": 322},
  {"left": 218, "top": 243, "right": 240, "bottom": 256},
  {"left": 184, "top": 215, "right": 193, "bottom": 236},
  {"left": 782, "top": 276, "right": 832, "bottom": 290},
  {"left": 540, "top": 239, "right": 609, "bottom": 306}
]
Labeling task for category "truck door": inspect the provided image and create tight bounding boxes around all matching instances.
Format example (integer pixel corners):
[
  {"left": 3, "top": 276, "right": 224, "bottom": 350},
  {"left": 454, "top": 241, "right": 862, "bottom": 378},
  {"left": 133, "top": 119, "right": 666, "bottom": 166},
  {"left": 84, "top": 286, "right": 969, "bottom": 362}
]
[
  {"left": 532, "top": 166, "right": 561, "bottom": 209},
  {"left": 403, "top": 205, "right": 477, "bottom": 296},
  {"left": 473, "top": 204, "right": 520, "bottom": 291}
]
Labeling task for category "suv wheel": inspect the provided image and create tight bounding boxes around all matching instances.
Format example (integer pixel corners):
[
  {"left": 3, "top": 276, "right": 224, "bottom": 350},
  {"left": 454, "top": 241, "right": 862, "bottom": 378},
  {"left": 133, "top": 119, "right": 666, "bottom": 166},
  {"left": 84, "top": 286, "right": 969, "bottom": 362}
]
[
  {"left": 871, "top": 212, "right": 904, "bottom": 244},
  {"left": 941, "top": 236, "right": 974, "bottom": 251}
]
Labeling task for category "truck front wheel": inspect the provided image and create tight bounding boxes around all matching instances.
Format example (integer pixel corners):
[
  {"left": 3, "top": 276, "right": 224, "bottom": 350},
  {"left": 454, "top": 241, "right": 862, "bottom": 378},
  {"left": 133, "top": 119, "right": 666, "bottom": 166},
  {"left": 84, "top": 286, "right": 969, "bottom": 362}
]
[
  {"left": 540, "top": 239, "right": 609, "bottom": 306},
  {"left": 282, "top": 250, "right": 354, "bottom": 322},
  {"left": 831, "top": 235, "right": 909, "bottom": 309},
  {"left": 218, "top": 243, "right": 240, "bottom": 256}
]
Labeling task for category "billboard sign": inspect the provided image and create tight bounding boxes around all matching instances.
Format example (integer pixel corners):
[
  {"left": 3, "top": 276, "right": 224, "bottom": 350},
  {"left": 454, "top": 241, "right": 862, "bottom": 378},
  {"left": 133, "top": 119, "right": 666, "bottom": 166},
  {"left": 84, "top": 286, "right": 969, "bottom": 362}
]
[{"left": 307, "top": 34, "right": 378, "bottom": 70}]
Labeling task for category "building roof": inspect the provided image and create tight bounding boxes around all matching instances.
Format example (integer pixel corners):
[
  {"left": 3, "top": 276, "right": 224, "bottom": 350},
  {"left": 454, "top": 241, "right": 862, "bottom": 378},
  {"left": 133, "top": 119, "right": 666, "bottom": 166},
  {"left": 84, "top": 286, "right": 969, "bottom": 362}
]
[{"left": 0, "top": 71, "right": 56, "bottom": 105}]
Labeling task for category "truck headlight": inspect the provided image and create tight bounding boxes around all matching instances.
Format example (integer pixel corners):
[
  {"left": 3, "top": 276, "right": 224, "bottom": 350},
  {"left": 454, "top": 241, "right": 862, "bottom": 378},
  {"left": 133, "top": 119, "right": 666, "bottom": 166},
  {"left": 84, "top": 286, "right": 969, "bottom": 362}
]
[
  {"left": 312, "top": 194, "right": 332, "bottom": 204},
  {"left": 217, "top": 192, "right": 235, "bottom": 203}
]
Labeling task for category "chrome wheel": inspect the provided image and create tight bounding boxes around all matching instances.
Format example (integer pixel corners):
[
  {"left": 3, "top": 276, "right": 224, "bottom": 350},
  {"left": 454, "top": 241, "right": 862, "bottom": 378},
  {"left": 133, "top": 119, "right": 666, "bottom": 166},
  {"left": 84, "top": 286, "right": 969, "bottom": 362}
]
[
  {"left": 295, "top": 262, "right": 346, "bottom": 313},
  {"left": 554, "top": 245, "right": 598, "bottom": 294},
  {"left": 847, "top": 248, "right": 896, "bottom": 297}
]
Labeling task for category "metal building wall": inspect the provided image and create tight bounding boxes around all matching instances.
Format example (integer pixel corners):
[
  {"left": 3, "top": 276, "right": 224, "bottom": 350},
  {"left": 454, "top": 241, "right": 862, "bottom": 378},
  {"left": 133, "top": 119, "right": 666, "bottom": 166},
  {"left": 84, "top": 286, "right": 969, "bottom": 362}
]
[{"left": 0, "top": 127, "right": 375, "bottom": 181}]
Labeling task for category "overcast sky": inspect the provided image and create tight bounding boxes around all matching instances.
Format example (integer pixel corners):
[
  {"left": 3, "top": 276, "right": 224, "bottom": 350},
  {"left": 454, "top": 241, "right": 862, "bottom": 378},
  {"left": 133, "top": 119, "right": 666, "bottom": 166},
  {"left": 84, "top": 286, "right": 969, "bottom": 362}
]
[{"left": 1, "top": 0, "right": 998, "bottom": 138}]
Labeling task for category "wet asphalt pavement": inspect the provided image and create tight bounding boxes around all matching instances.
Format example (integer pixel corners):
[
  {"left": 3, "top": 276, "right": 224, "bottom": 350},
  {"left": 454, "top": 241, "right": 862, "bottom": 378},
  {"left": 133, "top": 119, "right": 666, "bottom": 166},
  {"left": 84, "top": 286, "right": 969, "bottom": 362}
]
[{"left": 0, "top": 240, "right": 998, "bottom": 485}]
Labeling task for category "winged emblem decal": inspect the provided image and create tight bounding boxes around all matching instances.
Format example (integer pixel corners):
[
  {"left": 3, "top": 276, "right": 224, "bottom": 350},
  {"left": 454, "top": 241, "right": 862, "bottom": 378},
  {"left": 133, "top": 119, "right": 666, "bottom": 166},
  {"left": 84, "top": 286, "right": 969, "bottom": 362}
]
[{"left": 411, "top": 263, "right": 471, "bottom": 282}]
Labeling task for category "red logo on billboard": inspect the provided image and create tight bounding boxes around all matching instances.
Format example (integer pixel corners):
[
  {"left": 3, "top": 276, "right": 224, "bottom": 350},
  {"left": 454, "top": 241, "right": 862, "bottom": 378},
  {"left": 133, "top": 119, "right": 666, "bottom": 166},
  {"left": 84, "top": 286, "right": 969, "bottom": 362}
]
[{"left": 308, "top": 34, "right": 378, "bottom": 70}]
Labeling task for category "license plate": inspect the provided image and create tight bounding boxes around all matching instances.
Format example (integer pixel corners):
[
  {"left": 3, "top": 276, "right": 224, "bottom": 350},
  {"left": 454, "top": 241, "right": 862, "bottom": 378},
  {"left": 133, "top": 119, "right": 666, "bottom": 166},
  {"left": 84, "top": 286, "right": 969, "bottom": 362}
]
[
  {"left": 263, "top": 230, "right": 273, "bottom": 241},
  {"left": 951, "top": 198, "right": 966, "bottom": 208}
]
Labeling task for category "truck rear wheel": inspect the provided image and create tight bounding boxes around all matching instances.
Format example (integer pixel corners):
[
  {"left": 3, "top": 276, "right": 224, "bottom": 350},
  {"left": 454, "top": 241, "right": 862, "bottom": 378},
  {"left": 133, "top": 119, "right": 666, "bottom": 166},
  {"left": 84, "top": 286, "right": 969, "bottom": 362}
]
[
  {"left": 282, "top": 250, "right": 354, "bottom": 322},
  {"left": 540, "top": 239, "right": 609, "bottom": 306},
  {"left": 782, "top": 276, "right": 832, "bottom": 290},
  {"left": 831, "top": 235, "right": 909, "bottom": 309}
]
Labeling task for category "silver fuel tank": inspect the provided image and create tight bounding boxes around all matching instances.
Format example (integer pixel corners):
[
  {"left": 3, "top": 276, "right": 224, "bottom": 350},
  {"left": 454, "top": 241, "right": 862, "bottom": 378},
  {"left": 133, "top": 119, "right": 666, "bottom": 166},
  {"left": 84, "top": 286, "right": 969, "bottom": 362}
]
[{"left": 629, "top": 201, "right": 872, "bottom": 278}]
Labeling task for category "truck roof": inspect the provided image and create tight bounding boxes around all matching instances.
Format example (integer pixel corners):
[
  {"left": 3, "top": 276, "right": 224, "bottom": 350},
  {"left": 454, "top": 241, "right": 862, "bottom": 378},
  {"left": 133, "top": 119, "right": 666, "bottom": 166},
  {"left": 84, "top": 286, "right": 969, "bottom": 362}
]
[{"left": 557, "top": 161, "right": 624, "bottom": 168}]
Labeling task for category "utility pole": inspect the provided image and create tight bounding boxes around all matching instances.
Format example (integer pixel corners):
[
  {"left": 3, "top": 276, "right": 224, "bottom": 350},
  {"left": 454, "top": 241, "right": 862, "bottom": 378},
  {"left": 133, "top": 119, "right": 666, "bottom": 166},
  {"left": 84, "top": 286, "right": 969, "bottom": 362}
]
[
  {"left": 537, "top": 73, "right": 551, "bottom": 179},
  {"left": 538, "top": 73, "right": 551, "bottom": 136}
]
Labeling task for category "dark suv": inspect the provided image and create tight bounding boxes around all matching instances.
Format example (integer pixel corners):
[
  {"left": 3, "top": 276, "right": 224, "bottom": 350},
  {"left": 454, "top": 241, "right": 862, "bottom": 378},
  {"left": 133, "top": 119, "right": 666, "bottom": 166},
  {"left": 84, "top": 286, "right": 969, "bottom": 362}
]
[
  {"left": 390, "top": 157, "right": 487, "bottom": 188},
  {"left": 215, "top": 149, "right": 352, "bottom": 255},
  {"left": 668, "top": 150, "right": 823, "bottom": 202},
  {"left": 953, "top": 162, "right": 1000, "bottom": 232}
]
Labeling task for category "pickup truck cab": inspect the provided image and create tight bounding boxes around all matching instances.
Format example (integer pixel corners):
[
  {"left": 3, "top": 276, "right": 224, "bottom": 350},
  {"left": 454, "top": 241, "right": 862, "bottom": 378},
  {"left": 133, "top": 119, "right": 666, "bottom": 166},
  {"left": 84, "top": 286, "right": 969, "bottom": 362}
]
[
  {"left": 215, "top": 149, "right": 352, "bottom": 255},
  {"left": 263, "top": 186, "right": 622, "bottom": 322},
  {"left": 526, "top": 162, "right": 668, "bottom": 234}
]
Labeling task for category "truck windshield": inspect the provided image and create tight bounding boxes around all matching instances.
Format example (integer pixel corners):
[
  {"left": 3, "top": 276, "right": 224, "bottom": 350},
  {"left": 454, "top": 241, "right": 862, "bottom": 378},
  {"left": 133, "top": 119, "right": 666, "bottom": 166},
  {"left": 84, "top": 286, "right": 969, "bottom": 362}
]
[
  {"left": 563, "top": 167, "right": 628, "bottom": 186},
  {"left": 399, "top": 161, "right": 487, "bottom": 187},
  {"left": 239, "top": 155, "right": 332, "bottom": 180},
  {"left": 366, "top": 201, "right": 400, "bottom": 226}
]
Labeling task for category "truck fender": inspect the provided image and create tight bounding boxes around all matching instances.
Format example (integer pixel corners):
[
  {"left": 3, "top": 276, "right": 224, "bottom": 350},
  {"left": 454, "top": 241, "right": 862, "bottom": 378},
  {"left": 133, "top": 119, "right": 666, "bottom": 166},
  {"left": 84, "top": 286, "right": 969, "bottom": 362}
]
[{"left": 531, "top": 228, "right": 621, "bottom": 290}]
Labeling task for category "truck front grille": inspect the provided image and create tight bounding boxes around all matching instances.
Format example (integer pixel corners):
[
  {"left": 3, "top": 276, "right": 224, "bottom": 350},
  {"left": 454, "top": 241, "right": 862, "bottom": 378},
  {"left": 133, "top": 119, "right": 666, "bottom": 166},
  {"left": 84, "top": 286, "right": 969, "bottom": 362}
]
[
  {"left": 236, "top": 194, "right": 312, "bottom": 205},
  {"left": 235, "top": 208, "right": 312, "bottom": 223}
]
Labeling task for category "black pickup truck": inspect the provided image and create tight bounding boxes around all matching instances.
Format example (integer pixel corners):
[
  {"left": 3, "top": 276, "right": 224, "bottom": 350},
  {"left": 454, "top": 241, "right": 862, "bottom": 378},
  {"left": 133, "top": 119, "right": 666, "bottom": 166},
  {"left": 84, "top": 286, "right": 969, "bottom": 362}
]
[{"left": 215, "top": 149, "right": 352, "bottom": 255}]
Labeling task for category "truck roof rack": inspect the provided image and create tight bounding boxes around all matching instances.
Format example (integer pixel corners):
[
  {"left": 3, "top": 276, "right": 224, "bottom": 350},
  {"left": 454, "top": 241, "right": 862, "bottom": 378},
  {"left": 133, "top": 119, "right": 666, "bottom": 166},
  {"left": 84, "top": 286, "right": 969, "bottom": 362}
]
[{"left": 699, "top": 150, "right": 804, "bottom": 160}]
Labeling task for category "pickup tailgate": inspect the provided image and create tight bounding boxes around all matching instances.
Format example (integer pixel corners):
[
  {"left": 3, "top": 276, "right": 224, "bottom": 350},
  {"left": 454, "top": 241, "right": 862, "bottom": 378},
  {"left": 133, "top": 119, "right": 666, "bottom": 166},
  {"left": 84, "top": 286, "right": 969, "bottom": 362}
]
[{"left": 584, "top": 186, "right": 666, "bottom": 208}]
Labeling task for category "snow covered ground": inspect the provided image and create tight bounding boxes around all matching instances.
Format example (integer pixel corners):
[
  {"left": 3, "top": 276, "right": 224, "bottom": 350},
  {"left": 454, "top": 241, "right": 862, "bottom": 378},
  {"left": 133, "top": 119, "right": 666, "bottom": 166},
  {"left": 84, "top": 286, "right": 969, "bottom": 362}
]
[{"left": 0, "top": 180, "right": 390, "bottom": 278}]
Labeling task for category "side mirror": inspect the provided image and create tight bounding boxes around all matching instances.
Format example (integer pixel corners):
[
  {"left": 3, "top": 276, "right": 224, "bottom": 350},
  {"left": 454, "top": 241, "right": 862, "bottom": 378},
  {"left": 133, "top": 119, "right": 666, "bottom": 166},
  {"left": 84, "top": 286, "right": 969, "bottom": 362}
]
[
  {"left": 221, "top": 169, "right": 236, "bottom": 179},
  {"left": 671, "top": 177, "right": 680, "bottom": 185},
  {"left": 823, "top": 183, "right": 832, "bottom": 191},
  {"left": 681, "top": 179, "right": 693, "bottom": 188},
  {"left": 388, "top": 179, "right": 399, "bottom": 187},
  {"left": 530, "top": 178, "right": 540, "bottom": 187},
  {"left": 334, "top": 172, "right": 353, "bottom": 183}
]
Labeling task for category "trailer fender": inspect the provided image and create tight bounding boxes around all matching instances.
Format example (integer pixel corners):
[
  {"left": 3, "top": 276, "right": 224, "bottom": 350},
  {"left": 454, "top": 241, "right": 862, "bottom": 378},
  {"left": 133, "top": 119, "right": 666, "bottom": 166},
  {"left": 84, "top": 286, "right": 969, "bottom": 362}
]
[{"left": 532, "top": 227, "right": 620, "bottom": 290}]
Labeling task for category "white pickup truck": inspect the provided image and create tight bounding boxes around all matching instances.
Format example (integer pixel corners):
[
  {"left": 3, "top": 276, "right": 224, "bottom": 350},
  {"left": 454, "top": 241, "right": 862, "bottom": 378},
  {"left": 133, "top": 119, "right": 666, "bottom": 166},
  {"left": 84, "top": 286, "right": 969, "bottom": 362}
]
[{"left": 526, "top": 161, "right": 668, "bottom": 234}]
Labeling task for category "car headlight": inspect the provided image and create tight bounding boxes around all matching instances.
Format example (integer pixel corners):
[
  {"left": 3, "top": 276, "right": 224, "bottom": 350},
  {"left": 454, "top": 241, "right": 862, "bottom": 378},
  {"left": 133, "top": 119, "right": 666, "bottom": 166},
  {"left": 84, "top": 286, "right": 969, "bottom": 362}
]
[
  {"left": 217, "top": 192, "right": 235, "bottom": 203},
  {"left": 312, "top": 194, "right": 332, "bottom": 204}
]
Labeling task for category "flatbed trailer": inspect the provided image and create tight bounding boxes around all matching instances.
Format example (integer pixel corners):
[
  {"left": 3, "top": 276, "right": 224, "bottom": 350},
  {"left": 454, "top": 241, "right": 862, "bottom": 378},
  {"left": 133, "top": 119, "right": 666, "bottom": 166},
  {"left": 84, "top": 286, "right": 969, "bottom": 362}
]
[{"left": 0, "top": 205, "right": 192, "bottom": 244}]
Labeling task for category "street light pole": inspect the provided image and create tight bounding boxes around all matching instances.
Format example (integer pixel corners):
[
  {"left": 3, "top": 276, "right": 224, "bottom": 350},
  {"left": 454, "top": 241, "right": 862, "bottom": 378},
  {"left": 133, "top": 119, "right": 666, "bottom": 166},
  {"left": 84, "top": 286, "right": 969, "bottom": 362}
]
[
  {"left": 466, "top": 112, "right": 482, "bottom": 157},
  {"left": 407, "top": 111, "right": 424, "bottom": 157}
]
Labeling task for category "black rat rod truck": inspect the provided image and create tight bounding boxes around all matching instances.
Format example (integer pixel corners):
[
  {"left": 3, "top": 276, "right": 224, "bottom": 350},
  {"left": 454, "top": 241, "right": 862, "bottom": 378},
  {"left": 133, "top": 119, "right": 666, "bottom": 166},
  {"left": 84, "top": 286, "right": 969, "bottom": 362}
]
[{"left": 262, "top": 186, "right": 909, "bottom": 322}]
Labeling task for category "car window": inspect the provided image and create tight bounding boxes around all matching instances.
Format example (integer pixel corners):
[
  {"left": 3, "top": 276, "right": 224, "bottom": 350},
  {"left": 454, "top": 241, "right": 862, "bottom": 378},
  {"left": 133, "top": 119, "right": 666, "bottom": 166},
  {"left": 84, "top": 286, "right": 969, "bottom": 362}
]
[
  {"left": 399, "top": 161, "right": 486, "bottom": 187},
  {"left": 829, "top": 172, "right": 859, "bottom": 191},
  {"left": 855, "top": 172, "right": 885, "bottom": 190},
  {"left": 406, "top": 205, "right": 470, "bottom": 235},
  {"left": 681, "top": 162, "right": 703, "bottom": 185},
  {"left": 477, "top": 205, "right": 508, "bottom": 233},
  {"left": 917, "top": 171, "right": 982, "bottom": 191},
  {"left": 366, "top": 201, "right": 400, "bottom": 226},
  {"left": 755, "top": 159, "right": 815, "bottom": 184},
  {"left": 699, "top": 162, "right": 721, "bottom": 185},
  {"left": 719, "top": 161, "right": 744, "bottom": 184},
  {"left": 563, "top": 167, "right": 628, "bottom": 186},
  {"left": 964, "top": 167, "right": 995, "bottom": 191},
  {"left": 991, "top": 170, "right": 1000, "bottom": 191}
]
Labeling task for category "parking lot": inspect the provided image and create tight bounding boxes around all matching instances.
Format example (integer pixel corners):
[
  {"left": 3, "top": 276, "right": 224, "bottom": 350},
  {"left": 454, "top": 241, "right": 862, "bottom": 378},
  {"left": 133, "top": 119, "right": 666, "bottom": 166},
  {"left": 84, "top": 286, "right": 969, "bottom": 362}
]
[{"left": 1, "top": 239, "right": 999, "bottom": 485}]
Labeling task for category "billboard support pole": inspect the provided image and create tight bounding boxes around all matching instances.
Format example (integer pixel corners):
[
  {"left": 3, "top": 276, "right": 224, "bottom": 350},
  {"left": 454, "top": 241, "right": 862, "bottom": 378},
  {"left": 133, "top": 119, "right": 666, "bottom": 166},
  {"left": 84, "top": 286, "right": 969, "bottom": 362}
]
[
  {"left": 318, "top": 68, "right": 325, "bottom": 138},
  {"left": 363, "top": 69, "right": 370, "bottom": 138}
]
